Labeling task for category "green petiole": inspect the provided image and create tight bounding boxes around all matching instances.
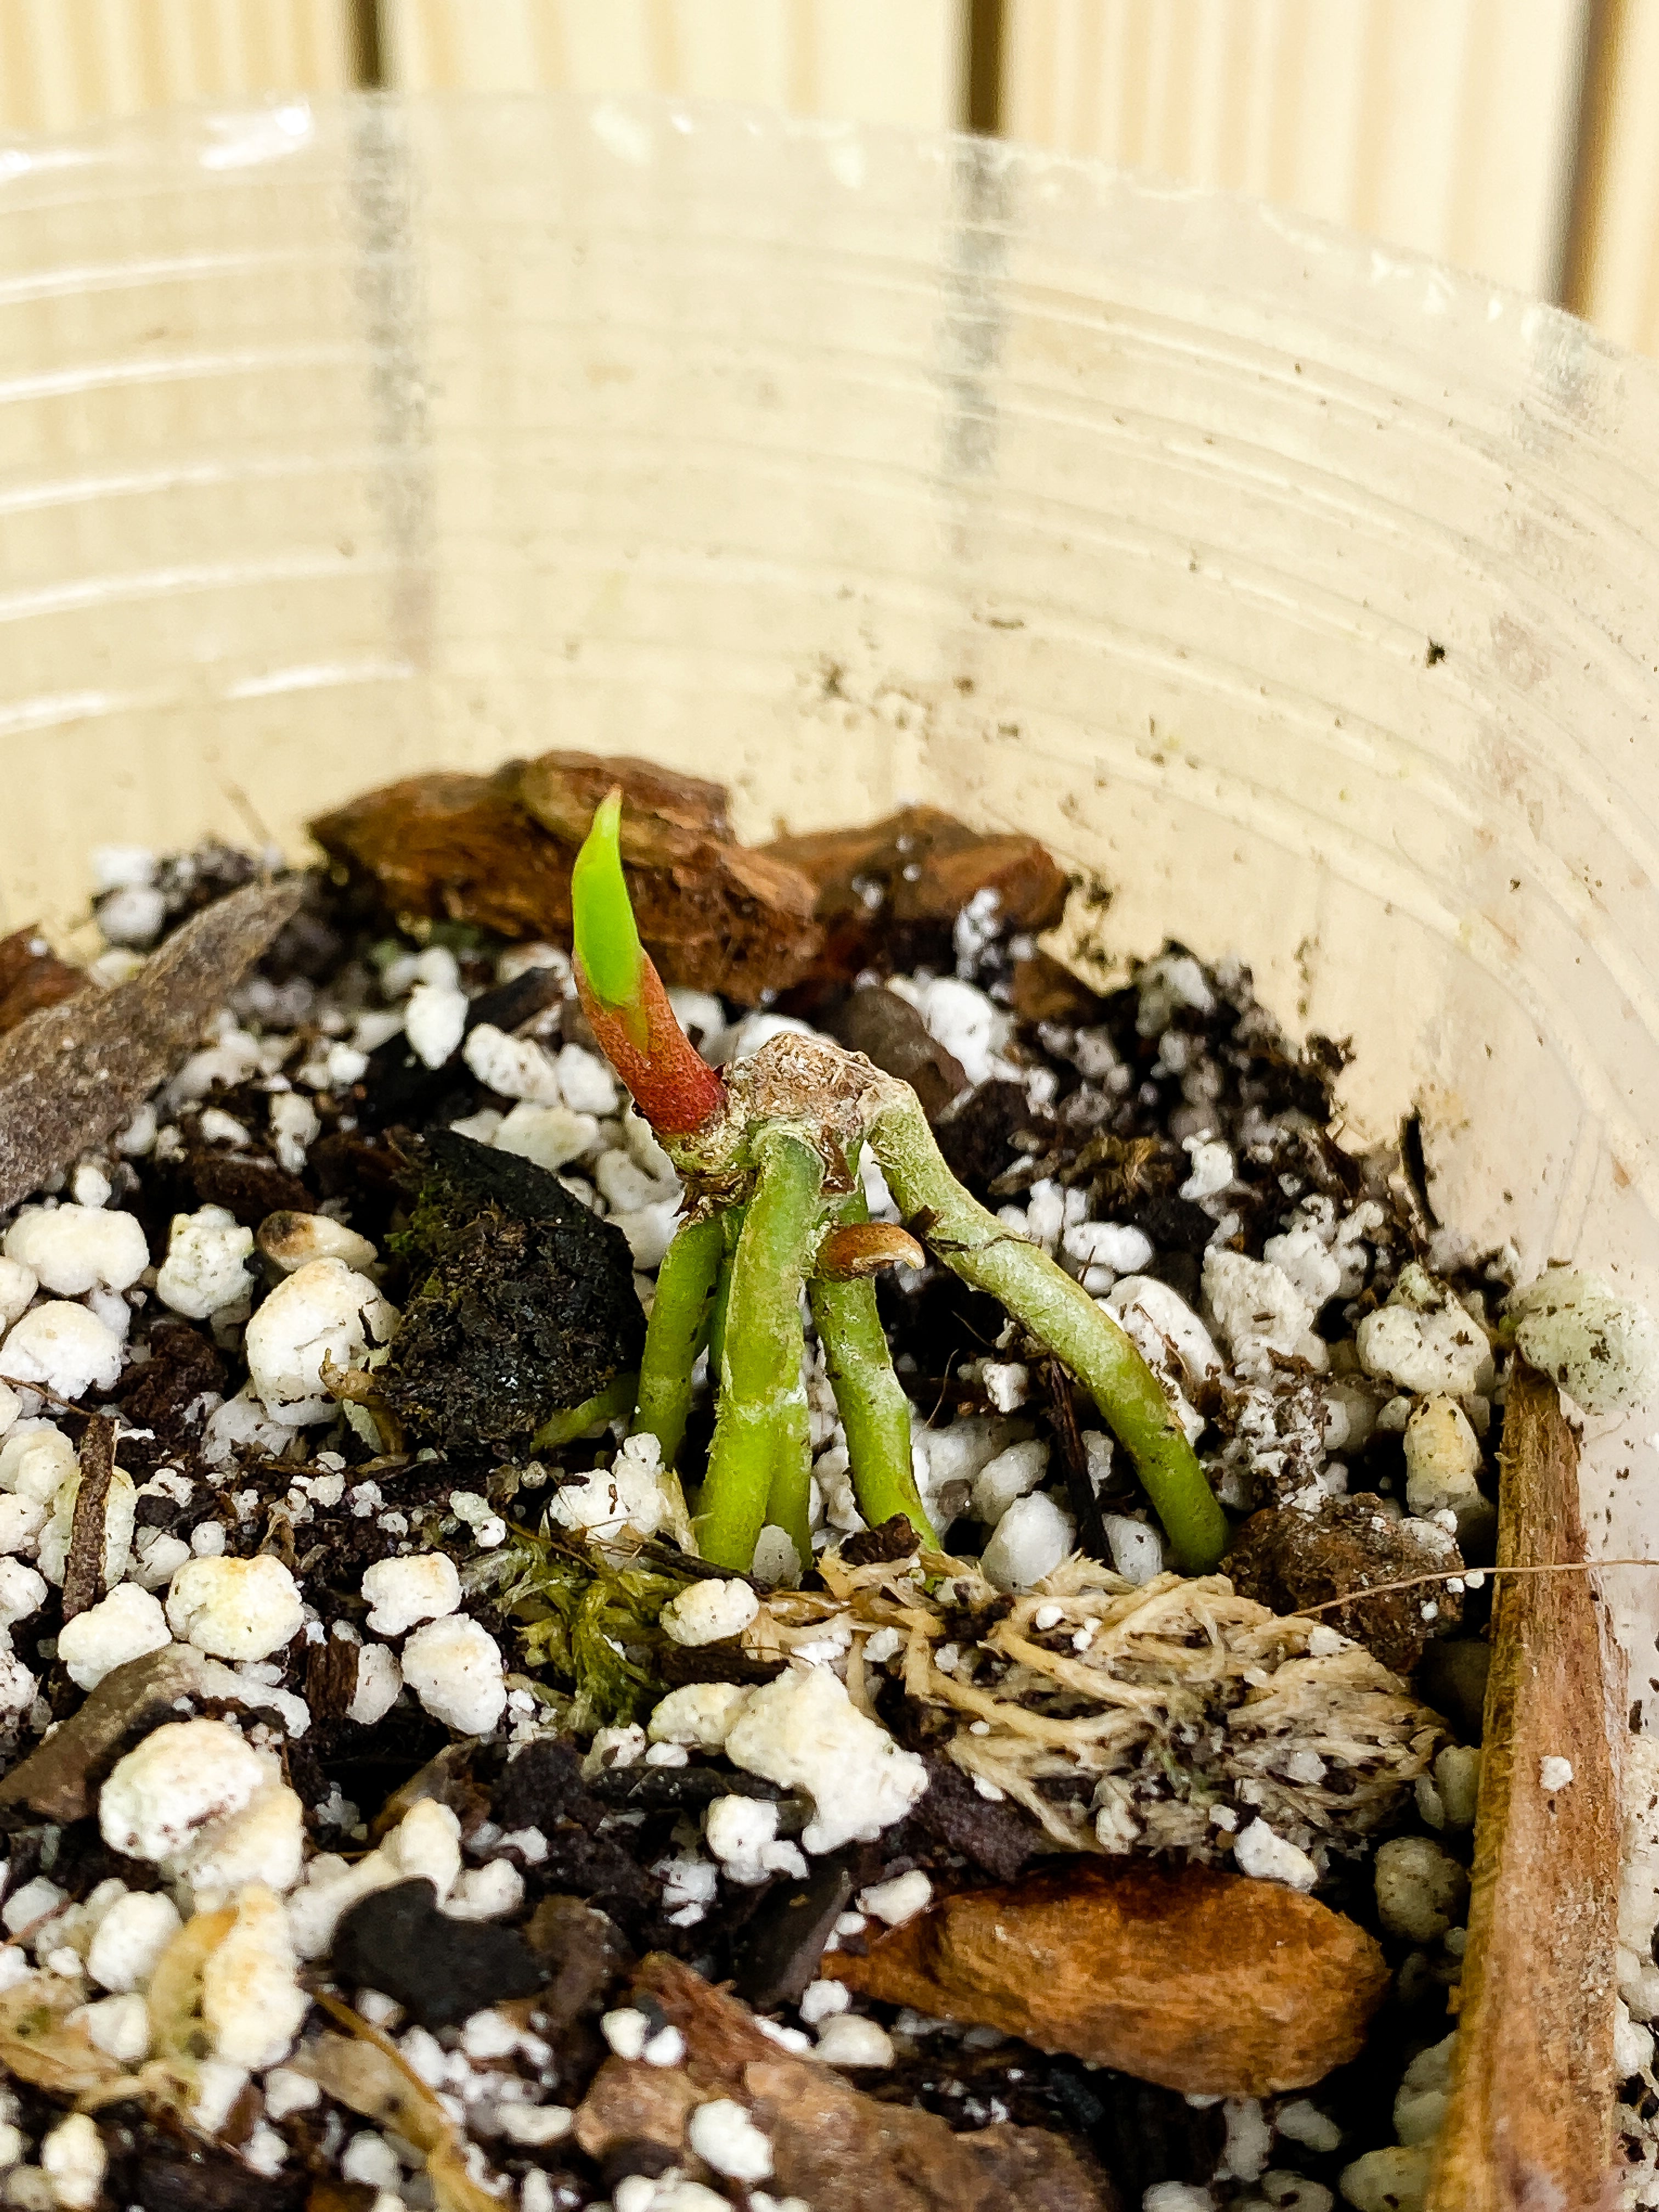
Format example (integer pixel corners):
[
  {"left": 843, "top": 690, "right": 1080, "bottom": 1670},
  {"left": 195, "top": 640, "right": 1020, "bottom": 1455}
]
[
  {"left": 870, "top": 1092, "right": 1228, "bottom": 1574},
  {"left": 695, "top": 1131, "right": 825, "bottom": 1571},
  {"left": 808, "top": 1182, "right": 936, "bottom": 1550},
  {"left": 633, "top": 1214, "right": 723, "bottom": 1469}
]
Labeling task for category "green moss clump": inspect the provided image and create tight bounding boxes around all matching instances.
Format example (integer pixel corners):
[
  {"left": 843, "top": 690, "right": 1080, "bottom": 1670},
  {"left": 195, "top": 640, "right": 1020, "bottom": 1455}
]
[{"left": 497, "top": 1532, "right": 690, "bottom": 1732}]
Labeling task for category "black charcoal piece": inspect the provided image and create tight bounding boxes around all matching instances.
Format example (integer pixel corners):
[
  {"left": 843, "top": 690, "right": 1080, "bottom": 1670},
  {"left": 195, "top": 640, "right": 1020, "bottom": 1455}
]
[
  {"left": 1127, "top": 1190, "right": 1215, "bottom": 1255},
  {"left": 111, "top": 2134, "right": 304, "bottom": 2212},
  {"left": 730, "top": 1849, "right": 856, "bottom": 2010},
  {"left": 353, "top": 962, "right": 566, "bottom": 1132},
  {"left": 331, "top": 1877, "right": 543, "bottom": 2030},
  {"left": 933, "top": 1078, "right": 1042, "bottom": 1195}
]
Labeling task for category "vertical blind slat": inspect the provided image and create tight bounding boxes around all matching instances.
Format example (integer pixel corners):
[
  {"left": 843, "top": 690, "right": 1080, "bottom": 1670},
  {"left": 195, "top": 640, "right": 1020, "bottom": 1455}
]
[
  {"left": 0, "top": 0, "right": 355, "bottom": 131},
  {"left": 1004, "top": 0, "right": 1588, "bottom": 301},
  {"left": 379, "top": 0, "right": 964, "bottom": 128}
]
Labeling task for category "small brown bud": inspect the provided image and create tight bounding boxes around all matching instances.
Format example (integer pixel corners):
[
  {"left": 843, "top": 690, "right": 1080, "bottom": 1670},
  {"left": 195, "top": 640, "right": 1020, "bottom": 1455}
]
[{"left": 815, "top": 1222, "right": 926, "bottom": 1280}]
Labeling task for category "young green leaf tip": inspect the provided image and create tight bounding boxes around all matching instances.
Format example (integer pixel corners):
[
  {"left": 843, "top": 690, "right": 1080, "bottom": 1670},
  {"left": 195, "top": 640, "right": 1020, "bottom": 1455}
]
[{"left": 571, "top": 788, "right": 727, "bottom": 1137}]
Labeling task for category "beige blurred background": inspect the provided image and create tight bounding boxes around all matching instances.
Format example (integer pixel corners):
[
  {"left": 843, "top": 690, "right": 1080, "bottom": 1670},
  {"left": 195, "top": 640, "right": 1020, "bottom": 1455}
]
[{"left": 0, "top": 0, "right": 1652, "bottom": 349}]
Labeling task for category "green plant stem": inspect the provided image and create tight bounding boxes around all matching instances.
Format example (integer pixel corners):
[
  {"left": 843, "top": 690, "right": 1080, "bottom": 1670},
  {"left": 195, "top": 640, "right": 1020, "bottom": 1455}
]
[
  {"left": 696, "top": 1132, "right": 825, "bottom": 1570},
  {"left": 532, "top": 1371, "right": 638, "bottom": 1450},
  {"left": 871, "top": 1093, "right": 1229, "bottom": 1573},
  {"left": 808, "top": 1187, "right": 936, "bottom": 1548},
  {"left": 706, "top": 1204, "right": 745, "bottom": 1383},
  {"left": 633, "top": 1215, "right": 723, "bottom": 1468},
  {"left": 764, "top": 1372, "right": 814, "bottom": 1571}
]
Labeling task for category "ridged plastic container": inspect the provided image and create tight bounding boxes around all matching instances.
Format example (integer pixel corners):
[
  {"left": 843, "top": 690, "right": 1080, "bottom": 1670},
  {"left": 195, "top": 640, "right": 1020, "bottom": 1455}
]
[{"left": 2, "top": 92, "right": 1658, "bottom": 1666}]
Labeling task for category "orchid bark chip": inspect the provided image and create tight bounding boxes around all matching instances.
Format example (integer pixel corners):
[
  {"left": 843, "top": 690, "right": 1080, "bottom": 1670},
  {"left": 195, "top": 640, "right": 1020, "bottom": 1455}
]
[{"left": 570, "top": 793, "right": 1230, "bottom": 1575}]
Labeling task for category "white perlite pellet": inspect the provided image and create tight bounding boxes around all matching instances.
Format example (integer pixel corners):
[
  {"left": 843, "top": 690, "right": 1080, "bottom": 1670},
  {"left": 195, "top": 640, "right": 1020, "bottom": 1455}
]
[
  {"left": 259, "top": 1212, "right": 379, "bottom": 1274},
  {"left": 98, "top": 1718, "right": 264, "bottom": 1863},
  {"left": 858, "top": 1870, "right": 933, "bottom": 1925},
  {"left": 269, "top": 1091, "right": 320, "bottom": 1174},
  {"left": 400, "top": 1615, "right": 506, "bottom": 1735},
  {"left": 600, "top": 2006, "right": 650, "bottom": 2059},
  {"left": 799, "top": 1978, "right": 850, "bottom": 2025},
  {"left": 1232, "top": 1819, "right": 1317, "bottom": 1893},
  {"left": 1356, "top": 1266, "right": 1489, "bottom": 1398},
  {"left": 360, "top": 1552, "right": 461, "bottom": 1637},
  {"left": 1, "top": 1302, "right": 123, "bottom": 1400},
  {"left": 86, "top": 1890, "right": 183, "bottom": 1993},
  {"left": 3, "top": 1205, "right": 147, "bottom": 1296},
  {"left": 243, "top": 1258, "right": 397, "bottom": 1424},
  {"left": 0, "top": 1559, "right": 45, "bottom": 1628},
  {"left": 1508, "top": 1269, "right": 1659, "bottom": 1414},
  {"left": 493, "top": 1101, "right": 597, "bottom": 1175},
  {"left": 165, "top": 1554, "right": 303, "bottom": 1661},
  {"left": 660, "top": 1577, "right": 760, "bottom": 1647},
  {"left": 981, "top": 1491, "right": 1075, "bottom": 1593},
  {"left": 58, "top": 1583, "right": 171, "bottom": 1690},
  {"left": 40, "top": 2114, "right": 105, "bottom": 2211},
  {"left": 462, "top": 1025, "right": 562, "bottom": 1103},
  {"left": 405, "top": 980, "right": 468, "bottom": 1068},
  {"left": 346, "top": 1641, "right": 402, "bottom": 1725},
  {"left": 648, "top": 1681, "right": 752, "bottom": 1751},
  {"left": 156, "top": 1205, "right": 255, "bottom": 1319},
  {"left": 199, "top": 1881, "right": 308, "bottom": 2068},
  {"left": 703, "top": 1796, "right": 806, "bottom": 1887},
  {"left": 549, "top": 1432, "right": 671, "bottom": 1543},
  {"left": 722, "top": 1664, "right": 928, "bottom": 1854},
  {"left": 687, "top": 2097, "right": 774, "bottom": 2182},
  {"left": 814, "top": 2013, "right": 895, "bottom": 2067}
]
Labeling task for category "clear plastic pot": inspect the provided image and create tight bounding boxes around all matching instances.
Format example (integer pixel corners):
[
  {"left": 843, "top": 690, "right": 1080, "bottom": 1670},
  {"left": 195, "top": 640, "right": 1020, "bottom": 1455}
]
[{"left": 2, "top": 92, "right": 1656, "bottom": 1663}]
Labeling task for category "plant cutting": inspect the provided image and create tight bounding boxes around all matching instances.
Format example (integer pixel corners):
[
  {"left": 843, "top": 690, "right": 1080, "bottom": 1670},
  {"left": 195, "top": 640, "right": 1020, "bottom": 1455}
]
[{"left": 570, "top": 787, "right": 1231, "bottom": 1575}]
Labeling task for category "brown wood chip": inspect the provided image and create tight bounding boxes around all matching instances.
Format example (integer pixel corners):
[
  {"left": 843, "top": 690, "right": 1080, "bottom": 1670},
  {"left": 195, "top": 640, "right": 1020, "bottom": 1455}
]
[
  {"left": 765, "top": 803, "right": 1070, "bottom": 980},
  {"left": 303, "top": 1630, "right": 362, "bottom": 1723},
  {"left": 60, "top": 1415, "right": 116, "bottom": 1621},
  {"left": 311, "top": 754, "right": 823, "bottom": 1003},
  {"left": 822, "top": 1858, "right": 1388, "bottom": 2096},
  {"left": 1426, "top": 1358, "right": 1622, "bottom": 2210},
  {"left": 0, "top": 927, "right": 82, "bottom": 1035},
  {"left": 575, "top": 1952, "right": 1109, "bottom": 2212},
  {"left": 0, "top": 880, "right": 303, "bottom": 1214},
  {"left": 0, "top": 1645, "right": 231, "bottom": 1827}
]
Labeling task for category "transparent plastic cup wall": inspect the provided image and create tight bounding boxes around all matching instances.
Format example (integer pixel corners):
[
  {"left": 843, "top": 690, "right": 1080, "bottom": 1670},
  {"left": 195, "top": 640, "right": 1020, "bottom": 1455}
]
[{"left": 3, "top": 92, "right": 1658, "bottom": 1686}]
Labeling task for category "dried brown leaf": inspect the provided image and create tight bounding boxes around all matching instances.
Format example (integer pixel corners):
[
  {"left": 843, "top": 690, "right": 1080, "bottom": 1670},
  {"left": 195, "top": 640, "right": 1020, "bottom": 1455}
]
[
  {"left": 145, "top": 1903, "right": 235, "bottom": 2088},
  {"left": 0, "top": 1973, "right": 127, "bottom": 2100},
  {"left": 302, "top": 1997, "right": 503, "bottom": 2212}
]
